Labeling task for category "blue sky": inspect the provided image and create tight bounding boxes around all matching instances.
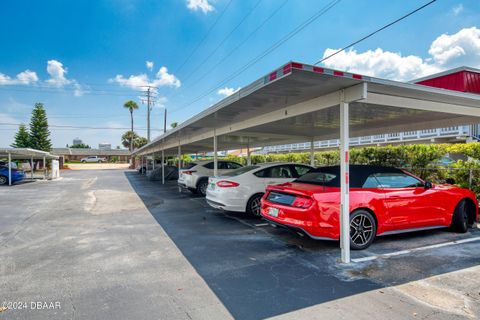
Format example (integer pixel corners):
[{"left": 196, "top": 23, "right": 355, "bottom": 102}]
[{"left": 0, "top": 0, "right": 479, "bottom": 148}]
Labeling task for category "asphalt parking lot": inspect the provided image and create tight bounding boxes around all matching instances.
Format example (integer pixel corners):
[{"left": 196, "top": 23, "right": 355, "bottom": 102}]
[{"left": 1, "top": 169, "right": 480, "bottom": 319}]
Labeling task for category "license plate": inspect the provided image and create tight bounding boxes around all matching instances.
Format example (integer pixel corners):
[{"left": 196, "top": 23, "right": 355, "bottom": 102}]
[{"left": 267, "top": 207, "right": 279, "bottom": 217}]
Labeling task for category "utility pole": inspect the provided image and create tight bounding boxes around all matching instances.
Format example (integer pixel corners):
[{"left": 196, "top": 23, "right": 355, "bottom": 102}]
[
  {"left": 141, "top": 86, "right": 157, "bottom": 142},
  {"left": 164, "top": 108, "right": 167, "bottom": 134}
]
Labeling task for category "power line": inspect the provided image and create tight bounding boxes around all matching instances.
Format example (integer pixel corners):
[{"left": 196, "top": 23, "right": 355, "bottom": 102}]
[
  {"left": 0, "top": 85, "right": 150, "bottom": 96},
  {"left": 169, "top": 0, "right": 289, "bottom": 100},
  {"left": 315, "top": 0, "right": 437, "bottom": 65},
  {"left": 171, "top": 0, "right": 342, "bottom": 114},
  {"left": 174, "top": 0, "right": 234, "bottom": 75},
  {"left": 0, "top": 122, "right": 163, "bottom": 131},
  {"left": 179, "top": 0, "right": 263, "bottom": 86}
]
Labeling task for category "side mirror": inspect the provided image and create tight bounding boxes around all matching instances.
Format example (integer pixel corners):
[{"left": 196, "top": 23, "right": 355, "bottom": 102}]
[{"left": 424, "top": 181, "right": 433, "bottom": 189}]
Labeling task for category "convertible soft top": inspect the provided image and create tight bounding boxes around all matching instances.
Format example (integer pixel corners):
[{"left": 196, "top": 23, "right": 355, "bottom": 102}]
[{"left": 296, "top": 165, "right": 407, "bottom": 188}]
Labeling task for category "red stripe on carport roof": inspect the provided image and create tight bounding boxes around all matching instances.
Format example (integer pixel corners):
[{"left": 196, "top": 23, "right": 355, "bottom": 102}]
[
  {"left": 283, "top": 64, "right": 292, "bottom": 74},
  {"left": 269, "top": 72, "right": 277, "bottom": 81},
  {"left": 333, "top": 71, "right": 344, "bottom": 76},
  {"left": 313, "top": 66, "right": 324, "bottom": 73},
  {"left": 291, "top": 62, "right": 303, "bottom": 69},
  {"left": 352, "top": 74, "right": 362, "bottom": 80}
]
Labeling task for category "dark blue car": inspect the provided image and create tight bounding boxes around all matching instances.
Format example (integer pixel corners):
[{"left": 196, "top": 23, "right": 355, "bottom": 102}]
[{"left": 0, "top": 165, "right": 25, "bottom": 185}]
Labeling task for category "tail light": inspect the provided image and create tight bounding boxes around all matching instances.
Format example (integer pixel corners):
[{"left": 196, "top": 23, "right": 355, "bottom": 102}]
[
  {"left": 183, "top": 170, "right": 196, "bottom": 175},
  {"left": 291, "top": 196, "right": 313, "bottom": 208},
  {"left": 216, "top": 180, "right": 240, "bottom": 188}
]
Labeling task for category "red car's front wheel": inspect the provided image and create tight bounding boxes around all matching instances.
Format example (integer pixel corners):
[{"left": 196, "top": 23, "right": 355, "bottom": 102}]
[{"left": 350, "top": 210, "right": 377, "bottom": 250}]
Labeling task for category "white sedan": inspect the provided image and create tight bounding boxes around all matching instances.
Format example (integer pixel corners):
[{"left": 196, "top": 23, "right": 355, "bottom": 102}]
[{"left": 206, "top": 162, "right": 313, "bottom": 216}]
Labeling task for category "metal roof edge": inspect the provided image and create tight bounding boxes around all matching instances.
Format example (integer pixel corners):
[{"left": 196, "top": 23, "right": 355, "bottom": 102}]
[
  {"left": 409, "top": 66, "right": 480, "bottom": 83},
  {"left": 132, "top": 61, "right": 480, "bottom": 156}
]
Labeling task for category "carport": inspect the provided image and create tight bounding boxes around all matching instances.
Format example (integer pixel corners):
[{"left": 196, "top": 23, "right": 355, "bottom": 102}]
[
  {"left": 0, "top": 148, "right": 60, "bottom": 185},
  {"left": 132, "top": 61, "right": 480, "bottom": 263}
]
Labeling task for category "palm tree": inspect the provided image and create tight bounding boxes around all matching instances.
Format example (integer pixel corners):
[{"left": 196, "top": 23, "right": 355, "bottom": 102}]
[{"left": 123, "top": 100, "right": 139, "bottom": 151}]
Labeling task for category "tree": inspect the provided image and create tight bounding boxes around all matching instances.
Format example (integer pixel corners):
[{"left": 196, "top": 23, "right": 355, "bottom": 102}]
[
  {"left": 70, "top": 143, "right": 90, "bottom": 148},
  {"left": 29, "top": 103, "right": 52, "bottom": 151},
  {"left": 171, "top": 122, "right": 178, "bottom": 129},
  {"left": 123, "top": 100, "right": 139, "bottom": 151},
  {"left": 135, "top": 136, "right": 148, "bottom": 148},
  {"left": 122, "top": 131, "right": 138, "bottom": 149},
  {"left": 121, "top": 131, "right": 148, "bottom": 150},
  {"left": 11, "top": 124, "right": 30, "bottom": 148}
]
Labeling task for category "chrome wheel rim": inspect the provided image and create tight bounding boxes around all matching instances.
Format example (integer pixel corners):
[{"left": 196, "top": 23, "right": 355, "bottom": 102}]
[
  {"left": 350, "top": 214, "right": 374, "bottom": 246},
  {"left": 251, "top": 197, "right": 261, "bottom": 216},
  {"left": 0, "top": 176, "right": 6, "bottom": 185}
]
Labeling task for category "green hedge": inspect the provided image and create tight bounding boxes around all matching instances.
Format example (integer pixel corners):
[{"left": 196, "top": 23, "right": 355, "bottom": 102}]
[{"left": 182, "top": 142, "right": 480, "bottom": 195}]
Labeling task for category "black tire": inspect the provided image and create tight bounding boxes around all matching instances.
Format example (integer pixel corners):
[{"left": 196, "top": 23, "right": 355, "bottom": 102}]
[
  {"left": 246, "top": 193, "right": 264, "bottom": 217},
  {"left": 189, "top": 188, "right": 198, "bottom": 194},
  {"left": 196, "top": 179, "right": 208, "bottom": 197},
  {"left": 350, "top": 210, "right": 377, "bottom": 250},
  {"left": 81, "top": 160, "right": 86, "bottom": 163},
  {"left": 451, "top": 200, "right": 469, "bottom": 233},
  {"left": 0, "top": 175, "right": 7, "bottom": 185}
]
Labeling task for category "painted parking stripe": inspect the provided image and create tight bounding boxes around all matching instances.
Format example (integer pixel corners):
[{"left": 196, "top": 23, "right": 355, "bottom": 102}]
[
  {"left": 254, "top": 223, "right": 269, "bottom": 227},
  {"left": 352, "top": 236, "right": 480, "bottom": 263}
]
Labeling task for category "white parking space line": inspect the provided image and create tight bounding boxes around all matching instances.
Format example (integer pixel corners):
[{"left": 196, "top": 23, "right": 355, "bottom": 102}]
[
  {"left": 352, "top": 236, "right": 480, "bottom": 263},
  {"left": 254, "top": 223, "right": 269, "bottom": 227}
]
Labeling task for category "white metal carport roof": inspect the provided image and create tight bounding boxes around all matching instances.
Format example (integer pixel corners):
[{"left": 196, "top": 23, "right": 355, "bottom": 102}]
[
  {"left": 133, "top": 62, "right": 480, "bottom": 157},
  {"left": 132, "top": 61, "right": 480, "bottom": 264},
  {"left": 0, "top": 148, "right": 60, "bottom": 160},
  {"left": 0, "top": 148, "right": 59, "bottom": 186}
]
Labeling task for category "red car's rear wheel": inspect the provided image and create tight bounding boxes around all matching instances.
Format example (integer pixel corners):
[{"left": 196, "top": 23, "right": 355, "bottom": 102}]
[
  {"left": 451, "top": 200, "right": 469, "bottom": 233},
  {"left": 350, "top": 210, "right": 377, "bottom": 250}
]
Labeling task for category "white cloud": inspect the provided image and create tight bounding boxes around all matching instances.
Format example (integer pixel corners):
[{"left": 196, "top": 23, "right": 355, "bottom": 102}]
[
  {"left": 146, "top": 61, "right": 154, "bottom": 71},
  {"left": 155, "top": 66, "right": 181, "bottom": 87},
  {"left": 0, "top": 69, "right": 39, "bottom": 85},
  {"left": 153, "top": 96, "right": 168, "bottom": 109},
  {"left": 45, "top": 60, "right": 71, "bottom": 87},
  {"left": 452, "top": 4, "right": 463, "bottom": 16},
  {"left": 16, "top": 70, "right": 39, "bottom": 84},
  {"left": 428, "top": 27, "right": 480, "bottom": 67},
  {"left": 321, "top": 27, "right": 480, "bottom": 81},
  {"left": 217, "top": 87, "right": 240, "bottom": 97},
  {"left": 110, "top": 66, "right": 181, "bottom": 89},
  {"left": 43, "top": 59, "right": 85, "bottom": 96},
  {"left": 187, "top": 0, "right": 214, "bottom": 14}
]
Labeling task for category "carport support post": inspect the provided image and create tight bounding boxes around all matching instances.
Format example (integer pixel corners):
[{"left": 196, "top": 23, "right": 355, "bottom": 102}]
[
  {"left": 161, "top": 149, "right": 165, "bottom": 185},
  {"left": 43, "top": 156, "right": 47, "bottom": 180},
  {"left": 310, "top": 137, "right": 315, "bottom": 167},
  {"left": 246, "top": 137, "right": 251, "bottom": 166},
  {"left": 177, "top": 144, "right": 181, "bottom": 169},
  {"left": 152, "top": 153, "right": 155, "bottom": 170},
  {"left": 8, "top": 152, "right": 12, "bottom": 186},
  {"left": 213, "top": 128, "right": 218, "bottom": 177},
  {"left": 30, "top": 156, "right": 34, "bottom": 179},
  {"left": 339, "top": 93, "right": 350, "bottom": 264}
]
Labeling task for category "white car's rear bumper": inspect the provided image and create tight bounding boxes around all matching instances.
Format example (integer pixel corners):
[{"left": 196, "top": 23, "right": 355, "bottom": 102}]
[{"left": 206, "top": 185, "right": 246, "bottom": 212}]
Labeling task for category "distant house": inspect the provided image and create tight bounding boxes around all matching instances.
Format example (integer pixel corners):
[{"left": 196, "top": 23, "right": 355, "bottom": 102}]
[{"left": 52, "top": 148, "right": 131, "bottom": 163}]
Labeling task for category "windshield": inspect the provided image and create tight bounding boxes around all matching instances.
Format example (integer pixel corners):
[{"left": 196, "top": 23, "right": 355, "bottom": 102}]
[{"left": 222, "top": 165, "right": 259, "bottom": 177}]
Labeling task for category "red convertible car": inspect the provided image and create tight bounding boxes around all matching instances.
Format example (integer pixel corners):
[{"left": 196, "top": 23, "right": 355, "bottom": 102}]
[{"left": 261, "top": 165, "right": 478, "bottom": 249}]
